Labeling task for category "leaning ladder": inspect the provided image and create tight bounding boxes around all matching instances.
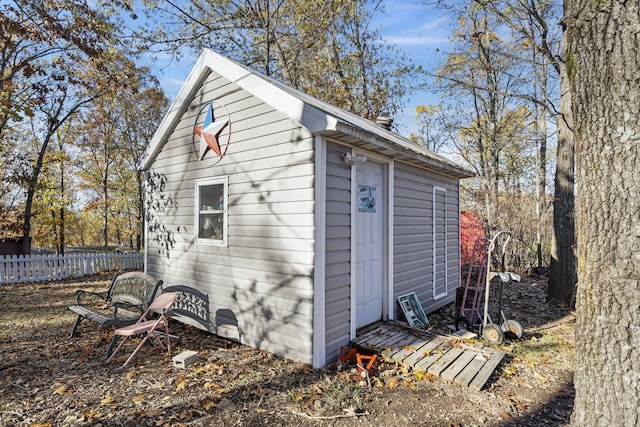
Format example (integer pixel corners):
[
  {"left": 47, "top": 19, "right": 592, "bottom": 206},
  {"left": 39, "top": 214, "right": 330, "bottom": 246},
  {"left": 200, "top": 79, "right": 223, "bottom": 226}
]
[{"left": 459, "top": 237, "right": 489, "bottom": 326}]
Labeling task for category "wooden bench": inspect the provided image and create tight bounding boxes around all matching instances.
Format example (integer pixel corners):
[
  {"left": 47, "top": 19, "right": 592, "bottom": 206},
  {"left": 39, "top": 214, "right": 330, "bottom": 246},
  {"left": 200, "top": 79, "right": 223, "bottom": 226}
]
[{"left": 67, "top": 271, "right": 163, "bottom": 357}]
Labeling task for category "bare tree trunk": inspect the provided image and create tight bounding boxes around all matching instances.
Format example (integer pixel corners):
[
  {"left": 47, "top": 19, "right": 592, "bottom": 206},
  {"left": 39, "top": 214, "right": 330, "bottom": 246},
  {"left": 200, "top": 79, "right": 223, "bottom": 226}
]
[
  {"left": 534, "top": 48, "right": 547, "bottom": 272},
  {"left": 536, "top": 119, "right": 546, "bottom": 271},
  {"left": 59, "top": 206, "right": 65, "bottom": 256},
  {"left": 103, "top": 175, "right": 109, "bottom": 248},
  {"left": 21, "top": 127, "right": 57, "bottom": 255},
  {"left": 547, "top": 24, "right": 577, "bottom": 306},
  {"left": 568, "top": 0, "right": 640, "bottom": 424},
  {"left": 58, "top": 138, "right": 66, "bottom": 256}
]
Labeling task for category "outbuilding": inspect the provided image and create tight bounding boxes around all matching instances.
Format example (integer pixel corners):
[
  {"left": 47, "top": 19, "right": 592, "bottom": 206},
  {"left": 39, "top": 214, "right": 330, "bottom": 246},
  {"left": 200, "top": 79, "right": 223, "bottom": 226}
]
[{"left": 141, "top": 48, "right": 474, "bottom": 368}]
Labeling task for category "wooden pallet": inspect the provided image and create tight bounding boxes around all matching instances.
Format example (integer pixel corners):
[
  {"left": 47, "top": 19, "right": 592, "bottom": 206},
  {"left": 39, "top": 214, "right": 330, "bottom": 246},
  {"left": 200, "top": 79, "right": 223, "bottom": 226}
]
[{"left": 351, "top": 323, "right": 505, "bottom": 390}]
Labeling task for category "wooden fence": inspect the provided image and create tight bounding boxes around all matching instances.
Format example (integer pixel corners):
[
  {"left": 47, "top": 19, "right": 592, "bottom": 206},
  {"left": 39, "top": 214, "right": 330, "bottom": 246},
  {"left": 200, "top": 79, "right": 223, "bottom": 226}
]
[{"left": 0, "top": 252, "right": 144, "bottom": 285}]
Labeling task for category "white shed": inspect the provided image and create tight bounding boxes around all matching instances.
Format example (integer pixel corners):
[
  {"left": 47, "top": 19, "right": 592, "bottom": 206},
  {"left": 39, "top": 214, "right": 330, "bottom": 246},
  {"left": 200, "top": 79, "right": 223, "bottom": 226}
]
[{"left": 141, "top": 48, "right": 473, "bottom": 368}]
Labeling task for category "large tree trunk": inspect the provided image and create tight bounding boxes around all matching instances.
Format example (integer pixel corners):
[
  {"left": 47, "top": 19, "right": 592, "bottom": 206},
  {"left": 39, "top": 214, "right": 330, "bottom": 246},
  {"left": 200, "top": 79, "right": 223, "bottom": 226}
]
[{"left": 568, "top": 0, "right": 640, "bottom": 425}]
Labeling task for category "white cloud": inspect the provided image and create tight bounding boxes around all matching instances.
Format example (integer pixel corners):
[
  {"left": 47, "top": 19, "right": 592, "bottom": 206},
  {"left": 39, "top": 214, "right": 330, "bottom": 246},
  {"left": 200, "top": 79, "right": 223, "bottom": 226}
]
[
  {"left": 415, "top": 15, "right": 450, "bottom": 33},
  {"left": 383, "top": 35, "right": 449, "bottom": 46},
  {"left": 375, "top": 5, "right": 451, "bottom": 47}
]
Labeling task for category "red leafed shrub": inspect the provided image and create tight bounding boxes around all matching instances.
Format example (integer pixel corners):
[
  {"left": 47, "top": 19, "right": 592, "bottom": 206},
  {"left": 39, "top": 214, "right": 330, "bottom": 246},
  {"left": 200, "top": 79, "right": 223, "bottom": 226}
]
[{"left": 460, "top": 211, "right": 486, "bottom": 266}]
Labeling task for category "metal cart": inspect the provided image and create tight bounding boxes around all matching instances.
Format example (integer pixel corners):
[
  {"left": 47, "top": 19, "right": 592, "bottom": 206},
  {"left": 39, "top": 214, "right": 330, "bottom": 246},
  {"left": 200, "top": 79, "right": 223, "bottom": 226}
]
[{"left": 456, "top": 231, "right": 523, "bottom": 344}]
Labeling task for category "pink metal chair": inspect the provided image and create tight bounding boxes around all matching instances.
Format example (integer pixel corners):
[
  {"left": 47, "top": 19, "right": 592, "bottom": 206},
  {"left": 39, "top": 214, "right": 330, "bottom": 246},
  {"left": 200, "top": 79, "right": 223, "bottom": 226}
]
[{"left": 106, "top": 292, "right": 177, "bottom": 367}]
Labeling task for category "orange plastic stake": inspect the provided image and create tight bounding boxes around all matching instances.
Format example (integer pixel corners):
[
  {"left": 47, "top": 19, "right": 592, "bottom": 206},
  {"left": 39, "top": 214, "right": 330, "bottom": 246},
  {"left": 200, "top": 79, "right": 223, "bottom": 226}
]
[
  {"left": 336, "top": 346, "right": 357, "bottom": 371},
  {"left": 356, "top": 353, "right": 378, "bottom": 377}
]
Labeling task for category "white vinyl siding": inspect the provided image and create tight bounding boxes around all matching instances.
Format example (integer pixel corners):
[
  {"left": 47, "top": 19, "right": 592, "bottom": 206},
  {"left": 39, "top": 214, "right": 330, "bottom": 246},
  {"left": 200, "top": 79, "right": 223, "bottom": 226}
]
[
  {"left": 324, "top": 142, "right": 352, "bottom": 363},
  {"left": 393, "top": 163, "right": 461, "bottom": 318},
  {"left": 146, "top": 70, "right": 316, "bottom": 364}
]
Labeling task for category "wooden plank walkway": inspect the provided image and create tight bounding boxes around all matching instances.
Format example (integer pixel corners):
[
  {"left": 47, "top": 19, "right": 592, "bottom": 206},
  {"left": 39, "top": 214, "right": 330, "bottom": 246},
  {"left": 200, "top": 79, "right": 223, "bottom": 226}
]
[{"left": 351, "top": 323, "right": 505, "bottom": 390}]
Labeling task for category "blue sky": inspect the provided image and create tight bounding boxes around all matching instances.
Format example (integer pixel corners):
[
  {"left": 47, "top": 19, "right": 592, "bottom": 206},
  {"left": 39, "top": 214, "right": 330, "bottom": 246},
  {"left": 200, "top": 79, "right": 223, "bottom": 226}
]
[
  {"left": 147, "top": 0, "right": 454, "bottom": 137},
  {"left": 373, "top": 0, "right": 453, "bottom": 134}
]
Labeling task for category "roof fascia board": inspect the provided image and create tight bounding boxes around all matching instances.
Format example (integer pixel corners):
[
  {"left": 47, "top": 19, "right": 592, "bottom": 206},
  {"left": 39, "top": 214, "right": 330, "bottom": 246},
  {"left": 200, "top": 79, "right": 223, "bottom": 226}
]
[
  {"left": 141, "top": 53, "right": 212, "bottom": 170},
  {"left": 202, "top": 49, "right": 338, "bottom": 134},
  {"left": 333, "top": 122, "right": 475, "bottom": 179}
]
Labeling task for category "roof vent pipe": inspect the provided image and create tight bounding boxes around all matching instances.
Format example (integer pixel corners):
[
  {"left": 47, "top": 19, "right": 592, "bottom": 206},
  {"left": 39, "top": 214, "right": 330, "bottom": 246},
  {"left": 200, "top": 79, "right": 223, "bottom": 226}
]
[{"left": 375, "top": 116, "right": 393, "bottom": 130}]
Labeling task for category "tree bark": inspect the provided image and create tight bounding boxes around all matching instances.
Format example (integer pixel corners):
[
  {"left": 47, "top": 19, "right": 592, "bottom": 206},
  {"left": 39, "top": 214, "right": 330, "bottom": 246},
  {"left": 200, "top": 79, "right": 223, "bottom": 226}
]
[
  {"left": 535, "top": 58, "right": 547, "bottom": 273},
  {"left": 21, "top": 127, "right": 57, "bottom": 255},
  {"left": 547, "top": 13, "right": 577, "bottom": 306},
  {"left": 568, "top": 0, "right": 640, "bottom": 424}
]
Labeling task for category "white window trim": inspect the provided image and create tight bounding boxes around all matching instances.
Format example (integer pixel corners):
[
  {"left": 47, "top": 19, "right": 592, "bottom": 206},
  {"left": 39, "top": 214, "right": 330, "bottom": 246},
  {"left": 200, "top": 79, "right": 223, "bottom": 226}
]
[
  {"left": 195, "top": 176, "right": 229, "bottom": 247},
  {"left": 433, "top": 186, "right": 448, "bottom": 300}
]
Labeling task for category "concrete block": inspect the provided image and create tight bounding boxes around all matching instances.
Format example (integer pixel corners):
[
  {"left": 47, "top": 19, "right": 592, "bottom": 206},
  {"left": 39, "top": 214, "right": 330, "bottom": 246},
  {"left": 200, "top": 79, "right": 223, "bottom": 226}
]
[{"left": 172, "top": 350, "right": 199, "bottom": 369}]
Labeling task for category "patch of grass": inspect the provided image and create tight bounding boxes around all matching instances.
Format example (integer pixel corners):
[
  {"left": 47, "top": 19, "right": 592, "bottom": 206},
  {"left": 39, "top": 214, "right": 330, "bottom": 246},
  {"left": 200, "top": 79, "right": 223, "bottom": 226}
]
[
  {"left": 503, "top": 331, "right": 575, "bottom": 369},
  {"left": 285, "top": 374, "right": 370, "bottom": 416},
  {"left": 239, "top": 370, "right": 263, "bottom": 385}
]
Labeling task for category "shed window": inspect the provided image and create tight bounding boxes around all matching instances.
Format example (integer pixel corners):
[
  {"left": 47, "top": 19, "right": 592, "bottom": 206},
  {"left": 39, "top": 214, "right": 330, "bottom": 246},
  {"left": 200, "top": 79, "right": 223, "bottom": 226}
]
[{"left": 195, "top": 177, "right": 228, "bottom": 245}]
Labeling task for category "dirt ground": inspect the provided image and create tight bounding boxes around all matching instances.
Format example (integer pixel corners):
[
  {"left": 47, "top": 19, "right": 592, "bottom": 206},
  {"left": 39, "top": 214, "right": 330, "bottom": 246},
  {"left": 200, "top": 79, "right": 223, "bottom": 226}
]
[{"left": 0, "top": 272, "right": 575, "bottom": 427}]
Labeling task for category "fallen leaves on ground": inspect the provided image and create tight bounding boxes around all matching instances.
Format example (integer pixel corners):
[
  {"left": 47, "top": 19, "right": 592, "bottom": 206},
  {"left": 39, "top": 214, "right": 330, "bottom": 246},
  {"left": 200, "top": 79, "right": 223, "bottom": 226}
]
[{"left": 0, "top": 272, "right": 576, "bottom": 426}]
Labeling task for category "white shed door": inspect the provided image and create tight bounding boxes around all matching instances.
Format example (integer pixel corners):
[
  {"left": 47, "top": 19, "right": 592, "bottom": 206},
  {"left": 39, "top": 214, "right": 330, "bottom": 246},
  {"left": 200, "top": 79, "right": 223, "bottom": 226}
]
[{"left": 355, "top": 160, "right": 385, "bottom": 327}]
